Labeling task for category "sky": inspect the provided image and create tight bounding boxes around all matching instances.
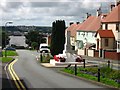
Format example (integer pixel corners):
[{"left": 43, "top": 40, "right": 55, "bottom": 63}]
[{"left": 0, "top": 0, "right": 116, "bottom": 27}]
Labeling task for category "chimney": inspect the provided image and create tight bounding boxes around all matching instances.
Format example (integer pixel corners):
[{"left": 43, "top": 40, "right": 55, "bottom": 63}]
[
  {"left": 76, "top": 22, "right": 80, "bottom": 24},
  {"left": 86, "top": 13, "right": 91, "bottom": 18},
  {"left": 96, "top": 8, "right": 102, "bottom": 16},
  {"left": 69, "top": 22, "right": 74, "bottom": 26},
  {"left": 116, "top": 0, "right": 120, "bottom": 5},
  {"left": 110, "top": 4, "right": 115, "bottom": 11}
]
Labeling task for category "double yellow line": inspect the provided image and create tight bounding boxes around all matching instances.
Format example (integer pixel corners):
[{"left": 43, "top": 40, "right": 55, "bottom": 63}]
[{"left": 8, "top": 59, "right": 26, "bottom": 90}]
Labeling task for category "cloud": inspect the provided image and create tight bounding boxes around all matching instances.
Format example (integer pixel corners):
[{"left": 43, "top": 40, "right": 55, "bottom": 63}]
[{"left": 0, "top": 0, "right": 115, "bottom": 26}]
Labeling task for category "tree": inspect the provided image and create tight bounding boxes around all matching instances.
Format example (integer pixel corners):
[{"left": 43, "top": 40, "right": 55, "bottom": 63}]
[
  {"left": 41, "top": 38, "right": 47, "bottom": 43},
  {"left": 2, "top": 31, "right": 10, "bottom": 49},
  {"left": 25, "top": 30, "right": 43, "bottom": 49},
  {"left": 31, "top": 42, "right": 38, "bottom": 49},
  {"left": 50, "top": 20, "right": 66, "bottom": 56}
]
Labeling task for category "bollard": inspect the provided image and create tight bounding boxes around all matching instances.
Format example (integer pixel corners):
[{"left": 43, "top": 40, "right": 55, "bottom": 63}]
[
  {"left": 83, "top": 59, "right": 85, "bottom": 68},
  {"left": 40, "top": 53, "right": 43, "bottom": 62},
  {"left": 108, "top": 60, "right": 110, "bottom": 68},
  {"left": 98, "top": 68, "right": 100, "bottom": 82},
  {"left": 75, "top": 64, "right": 77, "bottom": 75}
]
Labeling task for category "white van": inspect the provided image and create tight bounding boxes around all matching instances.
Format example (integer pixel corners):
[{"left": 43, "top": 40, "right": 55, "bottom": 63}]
[{"left": 39, "top": 43, "right": 50, "bottom": 53}]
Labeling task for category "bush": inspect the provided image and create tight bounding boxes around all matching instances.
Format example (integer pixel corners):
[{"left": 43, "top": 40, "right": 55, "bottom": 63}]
[{"left": 40, "top": 54, "right": 52, "bottom": 63}]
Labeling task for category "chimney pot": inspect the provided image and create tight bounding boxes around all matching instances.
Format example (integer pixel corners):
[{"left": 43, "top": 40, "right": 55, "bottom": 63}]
[
  {"left": 110, "top": 4, "right": 115, "bottom": 11},
  {"left": 70, "top": 22, "right": 74, "bottom": 26},
  {"left": 76, "top": 22, "right": 80, "bottom": 24}
]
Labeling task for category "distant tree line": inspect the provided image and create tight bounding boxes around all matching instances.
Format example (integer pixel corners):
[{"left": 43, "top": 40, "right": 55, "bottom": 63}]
[{"left": 50, "top": 20, "right": 66, "bottom": 56}]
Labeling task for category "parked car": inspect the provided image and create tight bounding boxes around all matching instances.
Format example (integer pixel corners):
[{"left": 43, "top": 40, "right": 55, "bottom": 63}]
[
  {"left": 39, "top": 43, "right": 50, "bottom": 53},
  {"left": 4, "top": 46, "right": 16, "bottom": 51}
]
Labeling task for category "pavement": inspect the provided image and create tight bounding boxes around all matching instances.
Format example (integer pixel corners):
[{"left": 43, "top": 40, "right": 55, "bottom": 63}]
[{"left": 62, "top": 53, "right": 119, "bottom": 69}]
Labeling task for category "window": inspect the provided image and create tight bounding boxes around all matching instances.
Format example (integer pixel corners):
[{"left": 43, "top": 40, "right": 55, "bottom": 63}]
[
  {"left": 105, "top": 24, "right": 108, "bottom": 29},
  {"left": 118, "top": 44, "right": 120, "bottom": 49},
  {"left": 82, "top": 32, "right": 85, "bottom": 37},
  {"left": 100, "top": 24, "right": 102, "bottom": 29},
  {"left": 86, "top": 32, "right": 88, "bottom": 36},
  {"left": 116, "top": 24, "right": 119, "bottom": 32},
  {"left": 78, "top": 32, "right": 80, "bottom": 35},
  {"left": 105, "top": 38, "right": 109, "bottom": 47},
  {"left": 92, "top": 33, "right": 95, "bottom": 37}
]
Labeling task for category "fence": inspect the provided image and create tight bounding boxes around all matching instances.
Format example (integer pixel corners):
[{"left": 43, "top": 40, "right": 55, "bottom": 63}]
[{"left": 78, "top": 49, "right": 120, "bottom": 61}]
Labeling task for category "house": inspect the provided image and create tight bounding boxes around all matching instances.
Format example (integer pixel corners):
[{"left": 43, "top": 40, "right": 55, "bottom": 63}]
[
  {"left": 100, "top": 3, "right": 120, "bottom": 52},
  {"left": 94, "top": 1, "right": 120, "bottom": 60},
  {"left": 95, "top": 30, "right": 115, "bottom": 50},
  {"left": 76, "top": 13, "right": 103, "bottom": 50}
]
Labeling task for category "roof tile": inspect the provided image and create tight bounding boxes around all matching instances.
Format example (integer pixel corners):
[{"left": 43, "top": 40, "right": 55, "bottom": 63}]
[
  {"left": 95, "top": 30, "right": 115, "bottom": 38},
  {"left": 102, "top": 4, "right": 120, "bottom": 23}
]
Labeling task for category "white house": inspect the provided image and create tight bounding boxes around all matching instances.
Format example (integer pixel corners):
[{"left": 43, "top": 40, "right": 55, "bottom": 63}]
[{"left": 76, "top": 14, "right": 102, "bottom": 50}]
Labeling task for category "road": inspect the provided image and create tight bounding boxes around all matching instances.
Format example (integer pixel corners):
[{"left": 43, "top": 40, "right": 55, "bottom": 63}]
[{"left": 13, "top": 50, "right": 110, "bottom": 89}]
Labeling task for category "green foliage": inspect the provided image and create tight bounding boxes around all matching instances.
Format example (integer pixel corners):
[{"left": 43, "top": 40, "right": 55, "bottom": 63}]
[
  {"left": 0, "top": 57, "right": 13, "bottom": 63},
  {"left": 40, "top": 54, "right": 53, "bottom": 63},
  {"left": 25, "top": 30, "right": 43, "bottom": 48},
  {"left": 2, "top": 31, "right": 10, "bottom": 49},
  {"left": 2, "top": 51, "right": 18, "bottom": 56},
  {"left": 62, "top": 67, "right": 120, "bottom": 88},
  {"left": 41, "top": 38, "right": 47, "bottom": 43},
  {"left": 77, "top": 73, "right": 98, "bottom": 81},
  {"left": 50, "top": 20, "right": 66, "bottom": 56},
  {"left": 31, "top": 42, "right": 38, "bottom": 49},
  {"left": 63, "top": 68, "right": 74, "bottom": 74}
]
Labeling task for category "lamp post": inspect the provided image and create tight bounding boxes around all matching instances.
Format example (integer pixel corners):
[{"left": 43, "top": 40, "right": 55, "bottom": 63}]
[{"left": 5, "top": 21, "right": 13, "bottom": 57}]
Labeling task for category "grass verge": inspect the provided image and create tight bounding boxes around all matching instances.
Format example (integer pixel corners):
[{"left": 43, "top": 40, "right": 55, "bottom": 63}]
[
  {"left": 62, "top": 67, "right": 120, "bottom": 88},
  {"left": 2, "top": 51, "right": 18, "bottom": 56},
  {"left": 0, "top": 57, "right": 13, "bottom": 63}
]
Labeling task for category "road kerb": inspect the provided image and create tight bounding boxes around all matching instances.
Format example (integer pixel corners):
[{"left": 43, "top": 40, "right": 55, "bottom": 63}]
[{"left": 8, "top": 58, "right": 26, "bottom": 90}]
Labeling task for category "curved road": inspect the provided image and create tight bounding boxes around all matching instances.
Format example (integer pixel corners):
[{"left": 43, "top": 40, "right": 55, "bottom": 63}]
[{"left": 13, "top": 50, "right": 110, "bottom": 89}]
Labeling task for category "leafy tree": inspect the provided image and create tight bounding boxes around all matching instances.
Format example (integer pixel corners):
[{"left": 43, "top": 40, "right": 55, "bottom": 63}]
[
  {"left": 31, "top": 42, "right": 38, "bottom": 49},
  {"left": 25, "top": 30, "right": 43, "bottom": 49},
  {"left": 50, "top": 20, "right": 66, "bottom": 56},
  {"left": 2, "top": 31, "right": 10, "bottom": 49},
  {"left": 41, "top": 38, "right": 47, "bottom": 43}
]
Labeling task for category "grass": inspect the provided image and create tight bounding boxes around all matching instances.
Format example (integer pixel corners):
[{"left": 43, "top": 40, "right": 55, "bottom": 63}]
[
  {"left": 0, "top": 57, "right": 13, "bottom": 63},
  {"left": 2, "top": 50, "right": 18, "bottom": 56},
  {"left": 62, "top": 67, "right": 120, "bottom": 88}
]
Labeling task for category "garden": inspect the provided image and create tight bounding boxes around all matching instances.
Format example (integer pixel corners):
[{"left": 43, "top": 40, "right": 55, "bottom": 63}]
[{"left": 62, "top": 66, "right": 120, "bottom": 88}]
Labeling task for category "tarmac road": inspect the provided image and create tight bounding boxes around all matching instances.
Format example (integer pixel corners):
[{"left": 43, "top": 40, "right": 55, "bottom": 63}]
[{"left": 13, "top": 50, "right": 112, "bottom": 89}]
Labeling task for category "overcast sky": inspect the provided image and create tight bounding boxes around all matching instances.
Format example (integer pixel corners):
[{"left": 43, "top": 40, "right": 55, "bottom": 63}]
[{"left": 0, "top": 0, "right": 116, "bottom": 26}]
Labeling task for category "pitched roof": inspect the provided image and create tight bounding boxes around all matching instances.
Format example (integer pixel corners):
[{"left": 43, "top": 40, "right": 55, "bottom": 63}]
[
  {"left": 95, "top": 30, "right": 115, "bottom": 38},
  {"left": 66, "top": 23, "right": 79, "bottom": 37},
  {"left": 76, "top": 16, "right": 101, "bottom": 31},
  {"left": 102, "top": 4, "right": 120, "bottom": 23}
]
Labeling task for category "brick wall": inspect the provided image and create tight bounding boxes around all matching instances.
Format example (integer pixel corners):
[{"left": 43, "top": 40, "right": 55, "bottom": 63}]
[
  {"left": 95, "top": 50, "right": 120, "bottom": 61},
  {"left": 94, "top": 50, "right": 99, "bottom": 57}
]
